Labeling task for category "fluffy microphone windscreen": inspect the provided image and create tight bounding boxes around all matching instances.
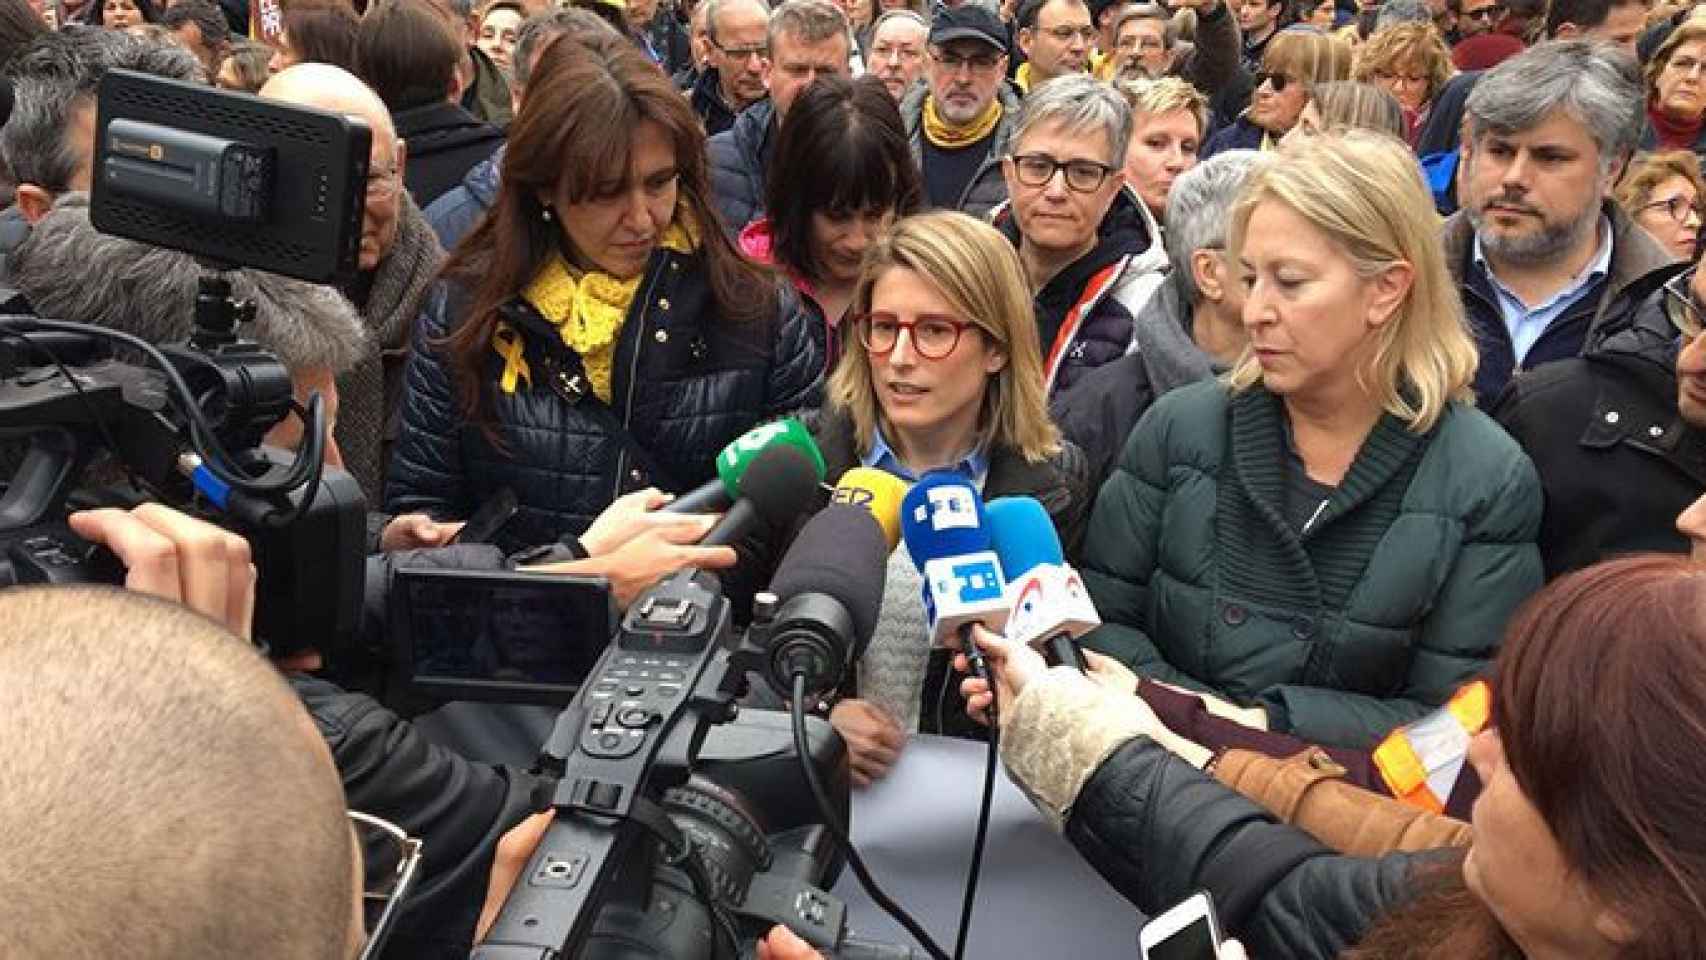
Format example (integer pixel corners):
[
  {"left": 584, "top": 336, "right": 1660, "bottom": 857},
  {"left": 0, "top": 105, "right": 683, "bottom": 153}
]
[
  {"left": 713, "top": 417, "right": 826, "bottom": 496},
  {"left": 899, "top": 469, "right": 992, "bottom": 567},
  {"left": 769, "top": 503, "right": 890, "bottom": 651},
  {"left": 832, "top": 467, "right": 909, "bottom": 551},
  {"left": 737, "top": 443, "right": 823, "bottom": 528},
  {"left": 985, "top": 496, "right": 1064, "bottom": 580}
]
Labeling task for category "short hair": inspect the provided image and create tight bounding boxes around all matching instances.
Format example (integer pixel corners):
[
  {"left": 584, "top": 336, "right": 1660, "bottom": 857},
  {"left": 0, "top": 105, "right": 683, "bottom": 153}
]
[
  {"left": 1353, "top": 22, "right": 1452, "bottom": 104},
  {"left": 218, "top": 38, "right": 273, "bottom": 91},
  {"left": 1541, "top": 0, "right": 1637, "bottom": 38},
  {"left": 832, "top": 210, "right": 1062, "bottom": 462},
  {"left": 1465, "top": 39, "right": 1643, "bottom": 173},
  {"left": 1614, "top": 149, "right": 1706, "bottom": 223},
  {"left": 764, "top": 74, "right": 922, "bottom": 281},
  {"left": 513, "top": 7, "right": 617, "bottom": 88},
  {"left": 1016, "top": 0, "right": 1090, "bottom": 30},
  {"left": 1113, "top": 3, "right": 1174, "bottom": 47},
  {"left": 704, "top": 0, "right": 770, "bottom": 44},
  {"left": 356, "top": 0, "right": 462, "bottom": 111},
  {"left": 3, "top": 28, "right": 200, "bottom": 194},
  {"left": 768, "top": 0, "right": 847, "bottom": 51},
  {"left": 870, "top": 7, "right": 927, "bottom": 40},
  {"left": 1117, "top": 75, "right": 1208, "bottom": 140},
  {"left": 159, "top": 0, "right": 231, "bottom": 50},
  {"left": 0, "top": 0, "right": 47, "bottom": 69},
  {"left": 90, "top": 0, "right": 158, "bottom": 25},
  {"left": 1372, "top": 0, "right": 1430, "bottom": 29},
  {"left": 1010, "top": 72, "right": 1133, "bottom": 168},
  {"left": 0, "top": 586, "right": 355, "bottom": 959},
  {"left": 1311, "top": 80, "right": 1405, "bottom": 138},
  {"left": 1646, "top": 21, "right": 1706, "bottom": 101},
  {"left": 1260, "top": 24, "right": 1352, "bottom": 87},
  {"left": 1227, "top": 130, "right": 1478, "bottom": 432},
  {"left": 281, "top": 1, "right": 360, "bottom": 72},
  {"left": 1164, "top": 149, "right": 1267, "bottom": 304}
]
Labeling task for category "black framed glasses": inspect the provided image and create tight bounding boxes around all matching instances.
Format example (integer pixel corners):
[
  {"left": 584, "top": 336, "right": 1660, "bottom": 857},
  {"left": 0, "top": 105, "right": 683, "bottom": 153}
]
[
  {"left": 1253, "top": 70, "right": 1294, "bottom": 92},
  {"left": 1007, "top": 152, "right": 1116, "bottom": 193},
  {"left": 352, "top": 810, "right": 424, "bottom": 960},
  {"left": 1641, "top": 194, "right": 1703, "bottom": 225},
  {"left": 930, "top": 47, "right": 1003, "bottom": 71},
  {"left": 855, "top": 312, "right": 980, "bottom": 359}
]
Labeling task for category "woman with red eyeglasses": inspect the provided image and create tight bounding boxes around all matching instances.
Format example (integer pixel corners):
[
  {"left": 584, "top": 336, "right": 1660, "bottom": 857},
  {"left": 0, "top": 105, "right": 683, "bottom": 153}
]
[{"left": 790, "top": 209, "right": 1091, "bottom": 788}]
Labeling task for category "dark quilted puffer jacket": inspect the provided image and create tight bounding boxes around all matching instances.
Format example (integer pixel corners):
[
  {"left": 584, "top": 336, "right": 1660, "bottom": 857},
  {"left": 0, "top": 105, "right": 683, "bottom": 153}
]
[{"left": 386, "top": 246, "right": 825, "bottom": 553}]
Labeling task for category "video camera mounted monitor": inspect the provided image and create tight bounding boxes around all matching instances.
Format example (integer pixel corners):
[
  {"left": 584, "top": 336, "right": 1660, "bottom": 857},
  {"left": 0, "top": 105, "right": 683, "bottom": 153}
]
[{"left": 89, "top": 68, "right": 370, "bottom": 285}]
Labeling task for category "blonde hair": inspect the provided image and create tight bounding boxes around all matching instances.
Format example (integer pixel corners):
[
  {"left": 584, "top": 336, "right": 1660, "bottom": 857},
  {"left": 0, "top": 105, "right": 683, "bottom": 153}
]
[
  {"left": 1353, "top": 22, "right": 1453, "bottom": 104},
  {"left": 1117, "top": 75, "right": 1210, "bottom": 141},
  {"left": 1615, "top": 149, "right": 1706, "bottom": 215},
  {"left": 1227, "top": 130, "right": 1477, "bottom": 432},
  {"left": 1262, "top": 27, "right": 1354, "bottom": 88},
  {"left": 828, "top": 210, "right": 1061, "bottom": 462}
]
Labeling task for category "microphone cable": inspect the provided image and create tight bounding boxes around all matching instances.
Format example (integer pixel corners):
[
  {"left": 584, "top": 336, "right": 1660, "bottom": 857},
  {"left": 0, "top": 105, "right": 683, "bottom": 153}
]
[
  {"left": 790, "top": 673, "right": 953, "bottom": 960},
  {"left": 953, "top": 665, "right": 998, "bottom": 960}
]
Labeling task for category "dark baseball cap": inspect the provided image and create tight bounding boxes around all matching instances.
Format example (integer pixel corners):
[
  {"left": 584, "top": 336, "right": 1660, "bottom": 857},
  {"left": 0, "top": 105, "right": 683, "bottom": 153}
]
[{"left": 929, "top": 4, "right": 1007, "bottom": 51}]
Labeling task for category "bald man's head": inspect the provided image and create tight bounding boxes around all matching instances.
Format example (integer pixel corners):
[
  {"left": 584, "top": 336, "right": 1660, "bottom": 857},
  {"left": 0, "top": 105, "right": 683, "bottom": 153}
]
[
  {"left": 260, "top": 63, "right": 406, "bottom": 271},
  {"left": 0, "top": 586, "right": 358, "bottom": 959}
]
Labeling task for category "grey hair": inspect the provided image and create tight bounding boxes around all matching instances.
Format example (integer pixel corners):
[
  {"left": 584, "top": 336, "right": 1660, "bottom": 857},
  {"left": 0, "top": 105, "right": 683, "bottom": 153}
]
[
  {"left": 704, "top": 0, "right": 770, "bottom": 44},
  {"left": 1374, "top": 0, "right": 1431, "bottom": 29},
  {"left": 1010, "top": 73, "right": 1133, "bottom": 168},
  {"left": 513, "top": 7, "right": 618, "bottom": 88},
  {"left": 1465, "top": 39, "right": 1643, "bottom": 173},
  {"left": 871, "top": 7, "right": 927, "bottom": 38},
  {"left": 768, "top": 0, "right": 848, "bottom": 51},
  {"left": 3, "top": 28, "right": 201, "bottom": 194},
  {"left": 1115, "top": 4, "right": 1176, "bottom": 49},
  {"left": 1165, "top": 149, "right": 1269, "bottom": 304}
]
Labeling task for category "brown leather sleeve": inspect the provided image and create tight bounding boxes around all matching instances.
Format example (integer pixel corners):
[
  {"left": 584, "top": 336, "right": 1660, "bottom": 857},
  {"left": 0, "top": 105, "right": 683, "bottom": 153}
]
[{"left": 1212, "top": 748, "right": 1472, "bottom": 859}]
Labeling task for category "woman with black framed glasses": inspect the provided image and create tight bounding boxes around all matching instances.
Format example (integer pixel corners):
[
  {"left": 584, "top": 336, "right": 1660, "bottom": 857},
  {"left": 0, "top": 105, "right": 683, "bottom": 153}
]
[{"left": 788, "top": 210, "right": 1090, "bottom": 787}]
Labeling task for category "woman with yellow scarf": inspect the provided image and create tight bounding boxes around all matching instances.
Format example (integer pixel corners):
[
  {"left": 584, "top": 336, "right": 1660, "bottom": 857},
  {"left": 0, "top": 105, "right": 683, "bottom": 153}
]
[{"left": 388, "top": 30, "right": 824, "bottom": 553}]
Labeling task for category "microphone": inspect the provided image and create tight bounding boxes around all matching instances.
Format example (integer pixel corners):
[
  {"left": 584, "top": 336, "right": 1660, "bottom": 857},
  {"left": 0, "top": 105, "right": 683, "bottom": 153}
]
[
  {"left": 759, "top": 502, "right": 892, "bottom": 700},
  {"left": 664, "top": 418, "right": 826, "bottom": 514},
  {"left": 699, "top": 442, "right": 822, "bottom": 548},
  {"left": 898, "top": 471, "right": 1007, "bottom": 688},
  {"left": 986, "top": 497, "right": 1097, "bottom": 672},
  {"left": 829, "top": 466, "right": 910, "bottom": 551}
]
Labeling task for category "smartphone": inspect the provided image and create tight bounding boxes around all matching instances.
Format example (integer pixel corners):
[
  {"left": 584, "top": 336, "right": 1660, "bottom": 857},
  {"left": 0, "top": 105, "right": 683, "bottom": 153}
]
[
  {"left": 1139, "top": 890, "right": 1224, "bottom": 960},
  {"left": 450, "top": 488, "right": 519, "bottom": 546}
]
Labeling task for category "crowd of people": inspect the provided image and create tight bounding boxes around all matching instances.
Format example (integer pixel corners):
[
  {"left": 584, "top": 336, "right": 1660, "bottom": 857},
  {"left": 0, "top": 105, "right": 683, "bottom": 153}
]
[{"left": 4, "top": 0, "right": 1706, "bottom": 955}]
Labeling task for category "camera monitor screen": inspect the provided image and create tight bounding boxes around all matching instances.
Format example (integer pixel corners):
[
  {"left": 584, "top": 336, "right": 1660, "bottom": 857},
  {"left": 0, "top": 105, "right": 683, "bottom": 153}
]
[{"left": 393, "top": 568, "right": 617, "bottom": 707}]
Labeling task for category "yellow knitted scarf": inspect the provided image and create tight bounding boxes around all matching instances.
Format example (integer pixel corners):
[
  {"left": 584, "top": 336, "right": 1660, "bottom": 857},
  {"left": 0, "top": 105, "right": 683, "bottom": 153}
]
[
  {"left": 923, "top": 95, "right": 1003, "bottom": 150},
  {"left": 492, "top": 216, "right": 699, "bottom": 402}
]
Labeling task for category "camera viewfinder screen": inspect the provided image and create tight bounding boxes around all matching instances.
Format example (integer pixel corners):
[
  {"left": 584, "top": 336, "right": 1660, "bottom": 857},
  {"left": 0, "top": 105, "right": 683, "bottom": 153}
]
[{"left": 402, "top": 572, "right": 612, "bottom": 689}]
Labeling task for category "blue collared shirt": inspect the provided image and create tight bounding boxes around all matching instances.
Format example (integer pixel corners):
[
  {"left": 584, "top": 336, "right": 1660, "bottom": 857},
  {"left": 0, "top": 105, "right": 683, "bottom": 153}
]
[
  {"left": 1471, "top": 218, "right": 1613, "bottom": 366},
  {"left": 861, "top": 425, "right": 990, "bottom": 488}
]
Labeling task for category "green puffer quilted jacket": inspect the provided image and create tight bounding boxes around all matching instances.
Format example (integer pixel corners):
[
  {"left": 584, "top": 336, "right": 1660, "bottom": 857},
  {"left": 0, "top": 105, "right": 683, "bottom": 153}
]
[{"left": 1080, "top": 380, "right": 1543, "bottom": 749}]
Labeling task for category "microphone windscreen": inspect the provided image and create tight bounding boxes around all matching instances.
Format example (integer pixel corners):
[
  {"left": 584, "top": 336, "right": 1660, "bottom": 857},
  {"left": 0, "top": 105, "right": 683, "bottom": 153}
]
[
  {"left": 769, "top": 503, "right": 889, "bottom": 653},
  {"left": 985, "top": 496, "right": 1064, "bottom": 580},
  {"left": 899, "top": 470, "right": 992, "bottom": 569},
  {"left": 737, "top": 443, "right": 823, "bottom": 528},
  {"left": 831, "top": 467, "right": 909, "bottom": 551},
  {"left": 713, "top": 417, "right": 826, "bottom": 496}
]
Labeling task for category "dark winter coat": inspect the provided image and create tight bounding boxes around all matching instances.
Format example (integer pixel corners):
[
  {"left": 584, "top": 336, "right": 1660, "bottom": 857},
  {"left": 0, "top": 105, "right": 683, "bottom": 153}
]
[
  {"left": 688, "top": 66, "right": 743, "bottom": 138},
  {"left": 1445, "top": 201, "right": 1680, "bottom": 407},
  {"left": 394, "top": 101, "right": 506, "bottom": 211},
  {"left": 1495, "top": 283, "right": 1706, "bottom": 578},
  {"left": 423, "top": 144, "right": 503, "bottom": 254},
  {"left": 993, "top": 185, "right": 1168, "bottom": 398},
  {"left": 385, "top": 247, "right": 824, "bottom": 553},
  {"left": 707, "top": 98, "right": 774, "bottom": 237},
  {"left": 1080, "top": 380, "right": 1544, "bottom": 748},
  {"left": 898, "top": 81, "right": 1024, "bottom": 221},
  {"left": 1202, "top": 114, "right": 1265, "bottom": 157}
]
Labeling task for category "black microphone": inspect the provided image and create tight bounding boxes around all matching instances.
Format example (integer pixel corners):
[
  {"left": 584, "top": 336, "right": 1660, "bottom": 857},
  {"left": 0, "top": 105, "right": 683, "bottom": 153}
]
[
  {"left": 758, "top": 503, "right": 890, "bottom": 700},
  {"left": 700, "top": 443, "right": 821, "bottom": 548}
]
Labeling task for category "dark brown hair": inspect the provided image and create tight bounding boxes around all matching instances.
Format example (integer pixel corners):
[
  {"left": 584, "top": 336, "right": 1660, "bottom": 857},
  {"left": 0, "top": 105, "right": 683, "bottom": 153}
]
[
  {"left": 281, "top": 0, "right": 359, "bottom": 72},
  {"left": 355, "top": 0, "right": 462, "bottom": 111},
  {"left": 763, "top": 74, "right": 921, "bottom": 283},
  {"left": 1351, "top": 554, "right": 1706, "bottom": 959},
  {"left": 443, "top": 29, "right": 773, "bottom": 424}
]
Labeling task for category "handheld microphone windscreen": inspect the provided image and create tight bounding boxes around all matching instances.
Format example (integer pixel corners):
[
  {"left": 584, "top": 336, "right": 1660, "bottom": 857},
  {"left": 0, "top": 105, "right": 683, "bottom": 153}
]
[
  {"left": 735, "top": 443, "right": 822, "bottom": 526},
  {"left": 769, "top": 503, "right": 890, "bottom": 654},
  {"left": 899, "top": 469, "right": 993, "bottom": 565},
  {"left": 831, "top": 467, "right": 909, "bottom": 551},
  {"left": 713, "top": 417, "right": 827, "bottom": 495},
  {"left": 985, "top": 496, "right": 1065, "bottom": 579}
]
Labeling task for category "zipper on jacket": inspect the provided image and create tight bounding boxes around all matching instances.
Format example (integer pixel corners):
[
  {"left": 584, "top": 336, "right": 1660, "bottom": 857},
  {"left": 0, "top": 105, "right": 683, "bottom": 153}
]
[{"left": 612, "top": 256, "right": 668, "bottom": 502}]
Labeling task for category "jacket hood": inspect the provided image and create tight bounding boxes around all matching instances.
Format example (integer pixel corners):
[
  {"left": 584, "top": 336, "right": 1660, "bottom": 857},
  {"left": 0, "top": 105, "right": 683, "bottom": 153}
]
[
  {"left": 394, "top": 101, "right": 506, "bottom": 159},
  {"left": 12, "top": 193, "right": 369, "bottom": 374},
  {"left": 1590, "top": 280, "right": 1687, "bottom": 381},
  {"left": 1131, "top": 279, "right": 1219, "bottom": 394}
]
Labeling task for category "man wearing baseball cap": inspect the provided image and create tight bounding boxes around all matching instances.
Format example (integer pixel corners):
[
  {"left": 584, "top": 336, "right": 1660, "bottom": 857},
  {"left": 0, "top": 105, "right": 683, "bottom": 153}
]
[{"left": 898, "top": 4, "right": 1024, "bottom": 218}]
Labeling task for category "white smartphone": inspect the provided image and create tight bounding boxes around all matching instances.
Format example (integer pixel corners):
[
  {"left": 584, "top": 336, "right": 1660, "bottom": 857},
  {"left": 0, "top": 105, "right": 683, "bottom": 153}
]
[{"left": 1139, "top": 890, "right": 1224, "bottom": 960}]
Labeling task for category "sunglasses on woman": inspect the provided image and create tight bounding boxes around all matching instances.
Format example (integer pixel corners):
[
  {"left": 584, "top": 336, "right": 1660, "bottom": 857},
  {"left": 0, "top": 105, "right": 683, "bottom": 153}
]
[{"left": 1254, "top": 70, "right": 1294, "bottom": 92}]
